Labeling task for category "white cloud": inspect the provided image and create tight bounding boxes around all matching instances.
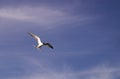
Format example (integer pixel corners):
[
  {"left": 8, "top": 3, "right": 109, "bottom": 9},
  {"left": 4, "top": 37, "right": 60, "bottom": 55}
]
[
  {"left": 0, "top": 6, "right": 66, "bottom": 25},
  {"left": 9, "top": 65, "right": 120, "bottom": 79},
  {"left": 78, "top": 65, "right": 119, "bottom": 79},
  {"left": 7, "top": 56, "right": 120, "bottom": 79},
  {"left": 0, "top": 5, "right": 96, "bottom": 37},
  {"left": 0, "top": 6, "right": 93, "bottom": 27},
  {"left": 0, "top": 8, "right": 33, "bottom": 20}
]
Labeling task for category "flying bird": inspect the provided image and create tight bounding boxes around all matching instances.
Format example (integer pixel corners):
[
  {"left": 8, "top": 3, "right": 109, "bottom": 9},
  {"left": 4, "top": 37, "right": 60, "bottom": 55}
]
[{"left": 28, "top": 32, "right": 53, "bottom": 49}]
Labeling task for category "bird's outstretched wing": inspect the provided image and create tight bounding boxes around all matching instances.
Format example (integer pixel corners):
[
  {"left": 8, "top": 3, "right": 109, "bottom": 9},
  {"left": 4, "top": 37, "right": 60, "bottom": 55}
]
[
  {"left": 46, "top": 43, "right": 54, "bottom": 49},
  {"left": 28, "top": 32, "right": 43, "bottom": 45}
]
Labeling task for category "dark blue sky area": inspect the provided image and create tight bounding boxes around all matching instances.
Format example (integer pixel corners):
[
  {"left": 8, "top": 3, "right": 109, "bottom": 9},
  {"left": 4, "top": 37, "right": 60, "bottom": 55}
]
[{"left": 0, "top": 0, "right": 120, "bottom": 79}]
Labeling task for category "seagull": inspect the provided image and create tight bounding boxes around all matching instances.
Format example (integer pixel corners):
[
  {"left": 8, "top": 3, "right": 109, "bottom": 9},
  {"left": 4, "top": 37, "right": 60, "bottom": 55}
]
[{"left": 28, "top": 32, "right": 53, "bottom": 49}]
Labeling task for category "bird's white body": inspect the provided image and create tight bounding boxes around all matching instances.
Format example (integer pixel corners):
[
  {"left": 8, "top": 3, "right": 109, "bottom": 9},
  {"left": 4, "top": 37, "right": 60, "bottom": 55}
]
[
  {"left": 36, "top": 43, "right": 43, "bottom": 48},
  {"left": 29, "top": 32, "right": 54, "bottom": 49},
  {"left": 29, "top": 32, "right": 43, "bottom": 48}
]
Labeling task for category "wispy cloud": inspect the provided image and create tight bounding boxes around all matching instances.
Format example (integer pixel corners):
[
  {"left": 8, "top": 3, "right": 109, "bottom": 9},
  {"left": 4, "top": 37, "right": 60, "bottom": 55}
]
[
  {"left": 0, "top": 8, "right": 33, "bottom": 21},
  {"left": 6, "top": 56, "right": 120, "bottom": 79},
  {"left": 0, "top": 6, "right": 95, "bottom": 28},
  {"left": 9, "top": 64, "right": 120, "bottom": 79}
]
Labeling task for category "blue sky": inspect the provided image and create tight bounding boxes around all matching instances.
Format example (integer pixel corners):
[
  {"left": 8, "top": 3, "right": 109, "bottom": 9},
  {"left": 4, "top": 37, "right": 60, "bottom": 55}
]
[{"left": 0, "top": 0, "right": 120, "bottom": 79}]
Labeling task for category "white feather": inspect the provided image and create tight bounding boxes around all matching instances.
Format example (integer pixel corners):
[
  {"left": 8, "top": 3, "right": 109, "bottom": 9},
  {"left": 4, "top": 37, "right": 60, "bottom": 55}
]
[{"left": 29, "top": 32, "right": 43, "bottom": 48}]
